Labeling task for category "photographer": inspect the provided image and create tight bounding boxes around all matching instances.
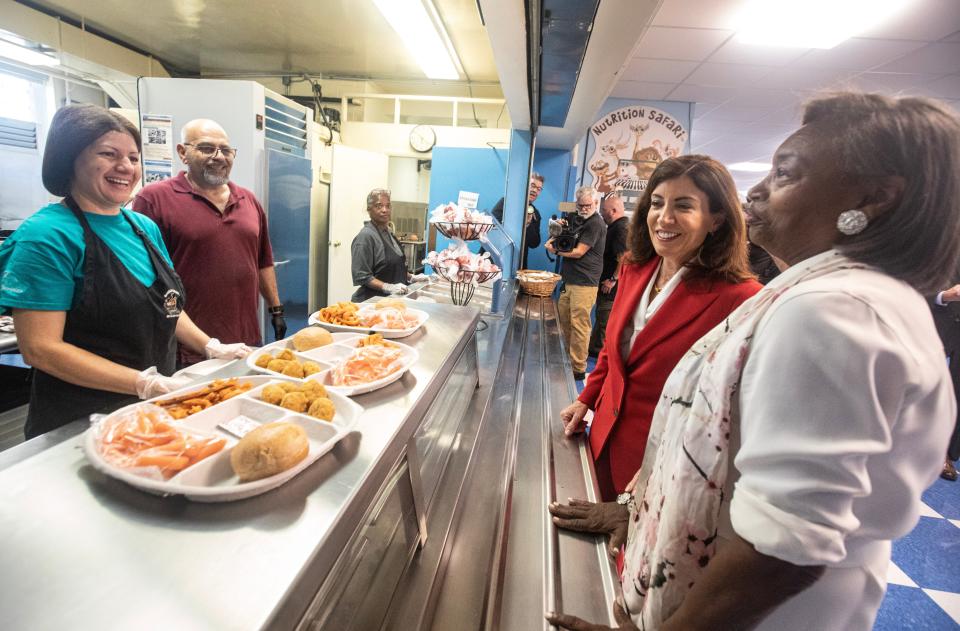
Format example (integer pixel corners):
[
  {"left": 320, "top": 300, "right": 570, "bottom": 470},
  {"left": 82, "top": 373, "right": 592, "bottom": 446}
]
[{"left": 546, "top": 186, "right": 606, "bottom": 381}]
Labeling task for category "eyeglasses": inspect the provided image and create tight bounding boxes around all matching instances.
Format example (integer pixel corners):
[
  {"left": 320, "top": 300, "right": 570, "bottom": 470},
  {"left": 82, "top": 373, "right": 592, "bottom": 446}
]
[
  {"left": 184, "top": 143, "right": 237, "bottom": 158},
  {"left": 576, "top": 203, "right": 593, "bottom": 210}
]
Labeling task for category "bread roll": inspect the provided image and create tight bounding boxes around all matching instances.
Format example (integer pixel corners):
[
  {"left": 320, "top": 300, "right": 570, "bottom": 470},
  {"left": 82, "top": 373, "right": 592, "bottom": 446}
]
[
  {"left": 230, "top": 422, "right": 309, "bottom": 482},
  {"left": 292, "top": 327, "right": 333, "bottom": 351}
]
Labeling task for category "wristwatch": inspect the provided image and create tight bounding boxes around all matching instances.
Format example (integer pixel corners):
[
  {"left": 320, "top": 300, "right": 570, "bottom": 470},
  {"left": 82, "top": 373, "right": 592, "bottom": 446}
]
[
  {"left": 616, "top": 492, "right": 633, "bottom": 508},
  {"left": 268, "top": 305, "right": 284, "bottom": 315}
]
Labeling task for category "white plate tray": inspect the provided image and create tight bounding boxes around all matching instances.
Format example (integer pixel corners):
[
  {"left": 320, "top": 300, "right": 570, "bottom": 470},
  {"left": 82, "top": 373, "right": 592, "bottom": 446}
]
[
  {"left": 298, "top": 336, "right": 419, "bottom": 397},
  {"left": 82, "top": 375, "right": 363, "bottom": 502},
  {"left": 307, "top": 306, "right": 429, "bottom": 339},
  {"left": 245, "top": 332, "right": 366, "bottom": 379}
]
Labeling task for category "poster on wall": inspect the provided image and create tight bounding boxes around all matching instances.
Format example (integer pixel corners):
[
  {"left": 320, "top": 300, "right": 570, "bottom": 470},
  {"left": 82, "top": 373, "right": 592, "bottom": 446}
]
[
  {"left": 585, "top": 105, "right": 688, "bottom": 213},
  {"left": 141, "top": 114, "right": 175, "bottom": 182}
]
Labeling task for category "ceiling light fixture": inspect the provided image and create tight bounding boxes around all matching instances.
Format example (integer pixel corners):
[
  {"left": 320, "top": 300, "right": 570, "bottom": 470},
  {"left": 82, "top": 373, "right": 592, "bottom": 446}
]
[
  {"left": 728, "top": 162, "right": 772, "bottom": 172},
  {"left": 372, "top": 0, "right": 461, "bottom": 80},
  {"left": 732, "top": 0, "right": 914, "bottom": 49},
  {"left": 0, "top": 39, "right": 59, "bottom": 67}
]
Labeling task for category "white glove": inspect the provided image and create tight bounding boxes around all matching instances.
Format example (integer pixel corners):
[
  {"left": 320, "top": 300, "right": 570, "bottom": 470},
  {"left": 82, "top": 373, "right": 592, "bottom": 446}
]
[
  {"left": 204, "top": 338, "right": 253, "bottom": 360},
  {"left": 135, "top": 366, "right": 192, "bottom": 400},
  {"left": 410, "top": 273, "right": 430, "bottom": 283},
  {"left": 383, "top": 283, "right": 408, "bottom": 295}
]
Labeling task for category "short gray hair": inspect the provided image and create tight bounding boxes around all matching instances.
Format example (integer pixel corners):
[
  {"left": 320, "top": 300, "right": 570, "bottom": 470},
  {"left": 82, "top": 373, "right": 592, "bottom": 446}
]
[
  {"left": 801, "top": 92, "right": 960, "bottom": 293},
  {"left": 366, "top": 188, "right": 391, "bottom": 211},
  {"left": 575, "top": 186, "right": 599, "bottom": 203}
]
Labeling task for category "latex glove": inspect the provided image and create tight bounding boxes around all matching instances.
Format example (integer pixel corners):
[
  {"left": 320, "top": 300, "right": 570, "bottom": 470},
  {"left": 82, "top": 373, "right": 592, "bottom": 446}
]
[
  {"left": 135, "top": 366, "right": 192, "bottom": 400},
  {"left": 383, "top": 283, "right": 408, "bottom": 295},
  {"left": 271, "top": 313, "right": 287, "bottom": 340},
  {"left": 204, "top": 338, "right": 253, "bottom": 360},
  {"left": 410, "top": 273, "right": 430, "bottom": 283},
  {"left": 559, "top": 400, "right": 590, "bottom": 436}
]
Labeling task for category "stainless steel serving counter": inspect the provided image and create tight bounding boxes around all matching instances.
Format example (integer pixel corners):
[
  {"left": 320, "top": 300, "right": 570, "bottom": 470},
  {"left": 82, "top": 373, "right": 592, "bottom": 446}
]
[
  {"left": 0, "top": 288, "right": 617, "bottom": 631},
  {"left": 0, "top": 331, "right": 16, "bottom": 353},
  {"left": 0, "top": 300, "right": 481, "bottom": 630}
]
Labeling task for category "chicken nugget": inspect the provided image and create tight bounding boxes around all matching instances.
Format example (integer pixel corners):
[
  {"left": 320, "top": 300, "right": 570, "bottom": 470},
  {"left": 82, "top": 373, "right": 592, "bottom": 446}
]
[
  {"left": 302, "top": 361, "right": 322, "bottom": 377},
  {"left": 281, "top": 361, "right": 305, "bottom": 378},
  {"left": 278, "top": 382, "right": 298, "bottom": 393},
  {"left": 307, "top": 397, "right": 336, "bottom": 422},
  {"left": 279, "top": 392, "right": 308, "bottom": 413},
  {"left": 260, "top": 384, "right": 285, "bottom": 406},
  {"left": 266, "top": 359, "right": 290, "bottom": 374},
  {"left": 276, "top": 349, "right": 295, "bottom": 361},
  {"left": 301, "top": 379, "right": 328, "bottom": 398},
  {"left": 254, "top": 353, "right": 272, "bottom": 368}
]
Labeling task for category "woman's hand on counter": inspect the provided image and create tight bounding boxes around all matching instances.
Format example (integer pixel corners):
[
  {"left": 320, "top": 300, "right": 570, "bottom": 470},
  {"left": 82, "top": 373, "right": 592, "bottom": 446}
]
[
  {"left": 560, "top": 400, "right": 590, "bottom": 436},
  {"left": 549, "top": 498, "right": 629, "bottom": 557},
  {"left": 546, "top": 600, "right": 638, "bottom": 631}
]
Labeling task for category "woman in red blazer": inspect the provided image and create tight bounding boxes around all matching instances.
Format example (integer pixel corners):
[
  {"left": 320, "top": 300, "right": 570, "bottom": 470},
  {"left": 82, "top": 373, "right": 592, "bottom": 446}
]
[{"left": 560, "top": 155, "right": 762, "bottom": 501}]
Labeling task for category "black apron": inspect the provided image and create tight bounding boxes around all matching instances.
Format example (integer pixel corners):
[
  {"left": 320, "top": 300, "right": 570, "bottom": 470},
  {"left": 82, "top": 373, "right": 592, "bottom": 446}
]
[
  {"left": 352, "top": 226, "right": 408, "bottom": 302},
  {"left": 25, "top": 197, "right": 185, "bottom": 439}
]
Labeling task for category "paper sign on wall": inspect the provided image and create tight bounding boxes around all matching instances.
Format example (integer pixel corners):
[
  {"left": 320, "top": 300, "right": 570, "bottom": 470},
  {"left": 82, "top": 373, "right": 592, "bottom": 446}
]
[
  {"left": 141, "top": 114, "right": 175, "bottom": 181},
  {"left": 457, "top": 190, "right": 479, "bottom": 209}
]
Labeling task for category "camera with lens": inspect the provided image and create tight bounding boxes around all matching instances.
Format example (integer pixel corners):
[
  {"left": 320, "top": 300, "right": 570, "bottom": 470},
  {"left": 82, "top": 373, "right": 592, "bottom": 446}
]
[{"left": 548, "top": 212, "right": 585, "bottom": 253}]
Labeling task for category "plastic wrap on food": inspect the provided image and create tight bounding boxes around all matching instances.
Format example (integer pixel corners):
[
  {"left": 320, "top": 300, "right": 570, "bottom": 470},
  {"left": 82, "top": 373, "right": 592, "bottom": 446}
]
[
  {"left": 93, "top": 404, "right": 226, "bottom": 480},
  {"left": 423, "top": 242, "right": 501, "bottom": 284},
  {"left": 330, "top": 345, "right": 405, "bottom": 386},
  {"left": 428, "top": 202, "right": 494, "bottom": 225},
  {"left": 356, "top": 305, "right": 421, "bottom": 330}
]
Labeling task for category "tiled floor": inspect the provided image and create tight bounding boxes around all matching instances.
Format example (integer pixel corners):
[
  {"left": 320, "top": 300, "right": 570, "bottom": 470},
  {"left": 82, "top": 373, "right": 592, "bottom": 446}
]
[{"left": 579, "top": 355, "right": 960, "bottom": 629}]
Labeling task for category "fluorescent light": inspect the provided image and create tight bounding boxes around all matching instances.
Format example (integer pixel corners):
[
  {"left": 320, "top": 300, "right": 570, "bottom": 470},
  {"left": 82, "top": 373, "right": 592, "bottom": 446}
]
[
  {"left": 373, "top": 0, "right": 460, "bottom": 80},
  {"left": 732, "top": 0, "right": 913, "bottom": 49},
  {"left": 728, "top": 162, "right": 771, "bottom": 172},
  {"left": 0, "top": 39, "right": 58, "bottom": 67}
]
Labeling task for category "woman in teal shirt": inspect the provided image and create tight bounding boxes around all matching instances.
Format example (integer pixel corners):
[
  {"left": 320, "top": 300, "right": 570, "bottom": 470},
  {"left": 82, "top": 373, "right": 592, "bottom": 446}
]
[{"left": 0, "top": 105, "right": 249, "bottom": 438}]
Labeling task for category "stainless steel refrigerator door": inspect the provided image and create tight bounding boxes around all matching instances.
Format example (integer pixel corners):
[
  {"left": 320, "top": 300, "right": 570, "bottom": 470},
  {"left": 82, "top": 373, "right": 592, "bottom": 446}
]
[{"left": 265, "top": 149, "right": 313, "bottom": 338}]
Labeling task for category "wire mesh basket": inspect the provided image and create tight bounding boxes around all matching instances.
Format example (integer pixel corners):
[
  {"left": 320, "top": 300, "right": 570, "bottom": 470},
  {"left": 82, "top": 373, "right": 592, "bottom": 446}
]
[
  {"left": 432, "top": 221, "right": 494, "bottom": 241},
  {"left": 434, "top": 263, "right": 502, "bottom": 306}
]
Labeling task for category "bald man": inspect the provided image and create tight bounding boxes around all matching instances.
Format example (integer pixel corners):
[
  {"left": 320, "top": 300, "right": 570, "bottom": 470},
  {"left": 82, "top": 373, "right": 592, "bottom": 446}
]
[
  {"left": 133, "top": 119, "right": 285, "bottom": 365},
  {"left": 588, "top": 193, "right": 629, "bottom": 357}
]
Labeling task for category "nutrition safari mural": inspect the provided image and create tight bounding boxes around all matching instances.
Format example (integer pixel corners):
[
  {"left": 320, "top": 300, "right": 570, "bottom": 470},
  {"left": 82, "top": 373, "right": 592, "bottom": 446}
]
[{"left": 585, "top": 105, "right": 688, "bottom": 213}]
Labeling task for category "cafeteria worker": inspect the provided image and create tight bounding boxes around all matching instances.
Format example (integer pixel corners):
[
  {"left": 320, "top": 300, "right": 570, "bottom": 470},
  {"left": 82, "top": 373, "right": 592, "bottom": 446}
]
[{"left": 0, "top": 105, "right": 249, "bottom": 439}]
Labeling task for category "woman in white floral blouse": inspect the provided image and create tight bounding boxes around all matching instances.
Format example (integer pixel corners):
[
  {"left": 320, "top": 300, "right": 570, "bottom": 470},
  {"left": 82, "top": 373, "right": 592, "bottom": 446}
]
[{"left": 548, "top": 92, "right": 960, "bottom": 630}]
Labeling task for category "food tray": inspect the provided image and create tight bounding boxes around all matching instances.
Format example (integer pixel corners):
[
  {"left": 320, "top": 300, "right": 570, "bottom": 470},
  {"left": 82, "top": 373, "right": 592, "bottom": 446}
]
[
  {"left": 82, "top": 375, "right": 363, "bottom": 502},
  {"left": 308, "top": 306, "right": 429, "bottom": 339},
  {"left": 245, "top": 332, "right": 365, "bottom": 378},
  {"left": 299, "top": 336, "right": 420, "bottom": 397}
]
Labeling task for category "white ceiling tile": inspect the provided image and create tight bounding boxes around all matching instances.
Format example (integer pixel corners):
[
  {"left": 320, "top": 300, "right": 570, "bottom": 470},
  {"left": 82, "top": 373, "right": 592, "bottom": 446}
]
[
  {"left": 790, "top": 38, "right": 929, "bottom": 71},
  {"left": 651, "top": 0, "right": 743, "bottom": 29},
  {"left": 945, "top": 31, "right": 960, "bottom": 42},
  {"left": 697, "top": 102, "right": 777, "bottom": 122},
  {"left": 858, "top": 0, "right": 960, "bottom": 42},
  {"left": 667, "top": 83, "right": 739, "bottom": 103},
  {"left": 692, "top": 101, "right": 724, "bottom": 118},
  {"left": 622, "top": 58, "right": 699, "bottom": 83},
  {"left": 756, "top": 105, "right": 804, "bottom": 125},
  {"left": 689, "top": 128, "right": 725, "bottom": 148},
  {"left": 727, "top": 87, "right": 800, "bottom": 107},
  {"left": 707, "top": 40, "right": 811, "bottom": 66},
  {"left": 608, "top": 81, "right": 677, "bottom": 100},
  {"left": 631, "top": 26, "right": 733, "bottom": 62},
  {"left": 685, "top": 62, "right": 776, "bottom": 87},
  {"left": 850, "top": 71, "right": 942, "bottom": 92},
  {"left": 759, "top": 65, "right": 857, "bottom": 90},
  {"left": 927, "top": 74, "right": 960, "bottom": 99},
  {"left": 874, "top": 41, "right": 960, "bottom": 74}
]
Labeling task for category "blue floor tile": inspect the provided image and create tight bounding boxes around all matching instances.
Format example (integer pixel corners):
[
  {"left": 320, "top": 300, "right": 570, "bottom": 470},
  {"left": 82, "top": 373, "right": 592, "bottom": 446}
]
[
  {"left": 892, "top": 517, "right": 960, "bottom": 592},
  {"left": 924, "top": 477, "right": 960, "bottom": 520},
  {"left": 873, "top": 585, "right": 959, "bottom": 630}
]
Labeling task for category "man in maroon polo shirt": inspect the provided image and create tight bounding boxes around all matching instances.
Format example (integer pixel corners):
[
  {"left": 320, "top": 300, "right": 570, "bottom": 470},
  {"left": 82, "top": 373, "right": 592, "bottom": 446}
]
[{"left": 133, "top": 119, "right": 285, "bottom": 366}]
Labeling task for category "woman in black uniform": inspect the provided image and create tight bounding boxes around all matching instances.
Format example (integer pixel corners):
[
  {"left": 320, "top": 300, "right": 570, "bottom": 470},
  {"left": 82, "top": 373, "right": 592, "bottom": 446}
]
[
  {"left": 350, "top": 188, "right": 426, "bottom": 302},
  {"left": 0, "top": 105, "right": 249, "bottom": 438}
]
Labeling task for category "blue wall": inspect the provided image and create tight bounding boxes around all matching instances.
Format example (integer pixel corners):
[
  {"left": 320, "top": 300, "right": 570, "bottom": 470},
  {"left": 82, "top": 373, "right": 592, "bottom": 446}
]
[
  {"left": 525, "top": 148, "right": 572, "bottom": 272},
  {"left": 428, "top": 145, "right": 509, "bottom": 255}
]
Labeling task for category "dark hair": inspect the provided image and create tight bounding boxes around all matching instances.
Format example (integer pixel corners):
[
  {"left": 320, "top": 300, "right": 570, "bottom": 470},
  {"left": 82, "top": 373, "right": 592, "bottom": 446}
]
[
  {"left": 42, "top": 104, "right": 142, "bottom": 197},
  {"left": 627, "top": 155, "right": 754, "bottom": 284},
  {"left": 800, "top": 92, "right": 960, "bottom": 293}
]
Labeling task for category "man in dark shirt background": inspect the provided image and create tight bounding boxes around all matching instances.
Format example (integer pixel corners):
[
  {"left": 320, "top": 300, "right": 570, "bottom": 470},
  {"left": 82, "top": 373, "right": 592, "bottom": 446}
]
[
  {"left": 491, "top": 172, "right": 543, "bottom": 269},
  {"left": 589, "top": 192, "right": 629, "bottom": 357},
  {"left": 546, "top": 186, "right": 606, "bottom": 381}
]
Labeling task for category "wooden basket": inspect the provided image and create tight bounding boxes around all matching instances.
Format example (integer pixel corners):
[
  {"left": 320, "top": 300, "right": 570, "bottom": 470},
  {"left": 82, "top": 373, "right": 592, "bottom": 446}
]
[{"left": 516, "top": 270, "right": 561, "bottom": 297}]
